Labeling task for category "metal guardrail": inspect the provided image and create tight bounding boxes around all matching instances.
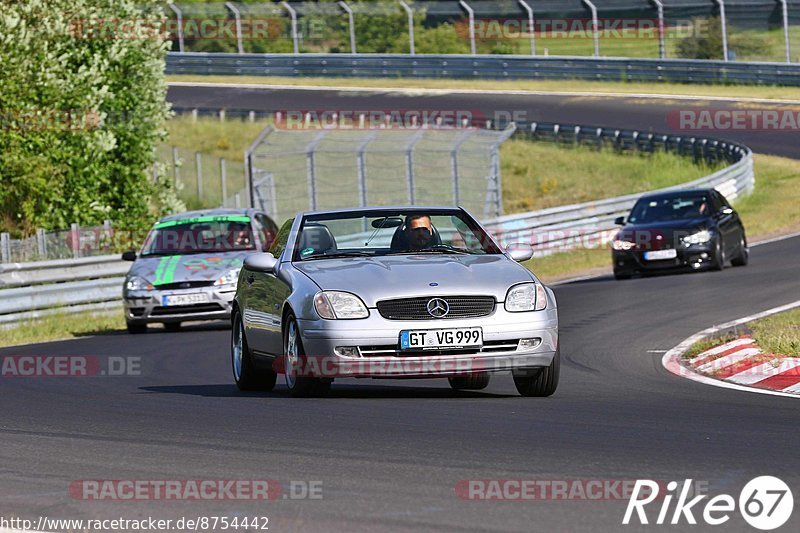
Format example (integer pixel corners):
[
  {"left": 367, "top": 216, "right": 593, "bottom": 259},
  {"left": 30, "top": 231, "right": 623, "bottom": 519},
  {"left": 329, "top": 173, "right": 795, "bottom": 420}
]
[
  {"left": 166, "top": 53, "right": 800, "bottom": 86},
  {"left": 0, "top": 255, "right": 125, "bottom": 325},
  {"left": 0, "top": 120, "right": 754, "bottom": 324},
  {"left": 485, "top": 121, "right": 754, "bottom": 255}
]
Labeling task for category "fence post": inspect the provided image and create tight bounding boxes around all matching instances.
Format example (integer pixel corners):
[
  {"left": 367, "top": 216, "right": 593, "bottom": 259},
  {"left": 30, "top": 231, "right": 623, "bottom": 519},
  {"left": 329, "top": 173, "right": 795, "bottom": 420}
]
[
  {"left": 36, "top": 228, "right": 47, "bottom": 258},
  {"left": 779, "top": 0, "right": 791, "bottom": 63},
  {"left": 398, "top": 1, "right": 415, "bottom": 54},
  {"left": 356, "top": 132, "right": 378, "bottom": 209},
  {"left": 339, "top": 1, "right": 357, "bottom": 54},
  {"left": 195, "top": 152, "right": 203, "bottom": 201},
  {"left": 0, "top": 232, "right": 10, "bottom": 263},
  {"left": 224, "top": 1, "right": 245, "bottom": 54},
  {"left": 651, "top": 0, "right": 666, "bottom": 59},
  {"left": 518, "top": 0, "right": 536, "bottom": 56},
  {"left": 220, "top": 158, "right": 228, "bottom": 206},
  {"left": 235, "top": 193, "right": 241, "bottom": 208},
  {"left": 715, "top": 0, "right": 729, "bottom": 61},
  {"left": 70, "top": 223, "right": 80, "bottom": 259},
  {"left": 172, "top": 146, "right": 180, "bottom": 186},
  {"left": 281, "top": 1, "right": 300, "bottom": 54},
  {"left": 404, "top": 130, "right": 425, "bottom": 205},
  {"left": 168, "top": 3, "right": 185, "bottom": 53},
  {"left": 459, "top": 1, "right": 476, "bottom": 55},
  {"left": 582, "top": 0, "right": 600, "bottom": 57}
]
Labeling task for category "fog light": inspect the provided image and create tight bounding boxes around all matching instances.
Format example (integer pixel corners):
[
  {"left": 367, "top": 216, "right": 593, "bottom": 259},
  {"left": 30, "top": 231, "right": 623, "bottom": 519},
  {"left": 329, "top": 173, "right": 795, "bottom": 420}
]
[
  {"left": 700, "top": 253, "right": 709, "bottom": 259},
  {"left": 518, "top": 338, "right": 542, "bottom": 351},
  {"left": 334, "top": 346, "right": 361, "bottom": 358}
]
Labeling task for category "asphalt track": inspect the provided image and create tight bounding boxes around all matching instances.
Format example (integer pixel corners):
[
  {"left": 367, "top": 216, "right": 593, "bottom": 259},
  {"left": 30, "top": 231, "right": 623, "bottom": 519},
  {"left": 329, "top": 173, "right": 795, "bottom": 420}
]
[{"left": 2, "top": 87, "right": 800, "bottom": 532}]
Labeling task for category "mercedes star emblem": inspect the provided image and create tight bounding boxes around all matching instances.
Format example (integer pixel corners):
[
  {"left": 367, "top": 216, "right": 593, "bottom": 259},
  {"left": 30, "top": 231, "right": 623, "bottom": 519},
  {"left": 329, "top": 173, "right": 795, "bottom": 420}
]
[{"left": 426, "top": 298, "right": 450, "bottom": 318}]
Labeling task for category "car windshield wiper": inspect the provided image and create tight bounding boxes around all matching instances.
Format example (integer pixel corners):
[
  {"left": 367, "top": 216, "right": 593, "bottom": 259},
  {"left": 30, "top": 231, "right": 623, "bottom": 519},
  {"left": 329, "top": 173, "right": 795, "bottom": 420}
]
[
  {"left": 301, "top": 251, "right": 373, "bottom": 260},
  {"left": 388, "top": 246, "right": 472, "bottom": 255}
]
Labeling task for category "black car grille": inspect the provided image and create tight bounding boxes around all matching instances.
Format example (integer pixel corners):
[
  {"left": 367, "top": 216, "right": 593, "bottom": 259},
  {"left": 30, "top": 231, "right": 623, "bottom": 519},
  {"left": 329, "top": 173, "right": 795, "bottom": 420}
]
[
  {"left": 154, "top": 280, "right": 216, "bottom": 290},
  {"left": 150, "top": 303, "right": 224, "bottom": 316},
  {"left": 376, "top": 296, "right": 496, "bottom": 320}
]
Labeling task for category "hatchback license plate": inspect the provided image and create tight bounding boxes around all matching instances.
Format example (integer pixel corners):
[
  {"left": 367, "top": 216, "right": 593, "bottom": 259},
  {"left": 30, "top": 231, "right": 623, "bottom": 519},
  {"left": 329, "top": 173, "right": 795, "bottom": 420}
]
[
  {"left": 162, "top": 293, "right": 209, "bottom": 306},
  {"left": 400, "top": 328, "right": 483, "bottom": 350},
  {"left": 644, "top": 249, "right": 678, "bottom": 261}
]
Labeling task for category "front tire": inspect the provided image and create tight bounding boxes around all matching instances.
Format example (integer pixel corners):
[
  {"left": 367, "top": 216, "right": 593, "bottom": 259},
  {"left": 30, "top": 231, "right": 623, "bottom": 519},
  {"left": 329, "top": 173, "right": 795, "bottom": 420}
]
[
  {"left": 284, "top": 314, "right": 330, "bottom": 398},
  {"left": 232, "top": 310, "right": 277, "bottom": 392},
  {"left": 163, "top": 322, "right": 181, "bottom": 332},
  {"left": 126, "top": 321, "right": 147, "bottom": 334},
  {"left": 731, "top": 235, "right": 749, "bottom": 267},
  {"left": 513, "top": 348, "right": 560, "bottom": 397},
  {"left": 710, "top": 238, "right": 726, "bottom": 271},
  {"left": 448, "top": 373, "right": 490, "bottom": 391}
]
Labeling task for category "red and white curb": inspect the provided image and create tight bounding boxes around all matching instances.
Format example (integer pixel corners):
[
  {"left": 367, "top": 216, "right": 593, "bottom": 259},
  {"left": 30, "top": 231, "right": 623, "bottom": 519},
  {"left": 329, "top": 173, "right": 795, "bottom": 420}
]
[{"left": 663, "top": 300, "right": 800, "bottom": 399}]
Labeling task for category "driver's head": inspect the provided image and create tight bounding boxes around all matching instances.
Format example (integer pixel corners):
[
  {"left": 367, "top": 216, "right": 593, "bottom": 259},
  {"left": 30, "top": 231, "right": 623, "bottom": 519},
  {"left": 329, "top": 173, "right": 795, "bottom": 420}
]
[{"left": 405, "top": 215, "right": 433, "bottom": 250}]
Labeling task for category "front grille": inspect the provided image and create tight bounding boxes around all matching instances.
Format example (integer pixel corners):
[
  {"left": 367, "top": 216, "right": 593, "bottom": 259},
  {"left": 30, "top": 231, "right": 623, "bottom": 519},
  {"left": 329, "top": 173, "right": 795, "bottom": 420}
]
[
  {"left": 150, "top": 303, "right": 224, "bottom": 316},
  {"left": 376, "top": 296, "right": 496, "bottom": 320},
  {"left": 154, "top": 280, "right": 215, "bottom": 290}
]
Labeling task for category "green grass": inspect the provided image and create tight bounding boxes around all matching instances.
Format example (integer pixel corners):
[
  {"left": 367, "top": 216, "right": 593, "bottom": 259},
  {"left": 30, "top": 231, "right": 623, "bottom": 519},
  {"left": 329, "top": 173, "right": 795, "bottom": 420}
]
[
  {"left": 0, "top": 310, "right": 126, "bottom": 348},
  {"left": 750, "top": 308, "right": 800, "bottom": 356},
  {"left": 168, "top": 75, "right": 800, "bottom": 102}
]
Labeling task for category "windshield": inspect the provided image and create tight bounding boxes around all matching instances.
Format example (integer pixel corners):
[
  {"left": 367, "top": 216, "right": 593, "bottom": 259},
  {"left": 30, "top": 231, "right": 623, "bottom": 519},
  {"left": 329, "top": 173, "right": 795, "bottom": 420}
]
[
  {"left": 628, "top": 194, "right": 711, "bottom": 224},
  {"left": 140, "top": 216, "right": 256, "bottom": 256},
  {"left": 293, "top": 210, "right": 502, "bottom": 261}
]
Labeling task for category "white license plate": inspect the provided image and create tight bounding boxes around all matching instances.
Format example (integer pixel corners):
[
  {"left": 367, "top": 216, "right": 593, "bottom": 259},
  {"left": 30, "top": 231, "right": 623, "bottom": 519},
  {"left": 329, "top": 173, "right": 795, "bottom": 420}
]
[
  {"left": 644, "top": 249, "right": 678, "bottom": 261},
  {"left": 162, "top": 293, "right": 209, "bottom": 306},
  {"left": 400, "top": 327, "right": 483, "bottom": 350}
]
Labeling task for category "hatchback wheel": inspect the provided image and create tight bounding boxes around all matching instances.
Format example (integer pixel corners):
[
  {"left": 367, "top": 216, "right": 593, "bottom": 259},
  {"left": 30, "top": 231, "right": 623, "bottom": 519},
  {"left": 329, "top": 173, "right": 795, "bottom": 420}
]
[
  {"left": 731, "top": 235, "right": 749, "bottom": 267},
  {"left": 710, "top": 238, "right": 726, "bottom": 271},
  {"left": 232, "top": 310, "right": 276, "bottom": 392}
]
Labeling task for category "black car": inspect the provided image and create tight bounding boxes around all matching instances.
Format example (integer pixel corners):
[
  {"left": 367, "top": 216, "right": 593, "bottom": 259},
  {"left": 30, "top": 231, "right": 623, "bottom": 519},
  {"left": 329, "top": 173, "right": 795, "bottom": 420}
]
[{"left": 611, "top": 189, "right": 748, "bottom": 280}]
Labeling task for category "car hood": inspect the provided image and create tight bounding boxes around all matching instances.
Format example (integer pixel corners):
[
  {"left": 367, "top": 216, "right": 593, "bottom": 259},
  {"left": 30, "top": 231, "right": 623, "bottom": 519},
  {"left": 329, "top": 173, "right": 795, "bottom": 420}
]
[
  {"left": 128, "top": 252, "right": 251, "bottom": 286},
  {"left": 293, "top": 254, "right": 534, "bottom": 306}
]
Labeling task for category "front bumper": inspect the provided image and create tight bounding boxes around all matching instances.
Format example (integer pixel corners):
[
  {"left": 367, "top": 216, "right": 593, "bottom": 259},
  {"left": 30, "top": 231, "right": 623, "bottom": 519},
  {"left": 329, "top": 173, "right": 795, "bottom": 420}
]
[
  {"left": 293, "top": 306, "right": 558, "bottom": 378},
  {"left": 123, "top": 285, "right": 236, "bottom": 324},
  {"left": 612, "top": 243, "right": 716, "bottom": 274}
]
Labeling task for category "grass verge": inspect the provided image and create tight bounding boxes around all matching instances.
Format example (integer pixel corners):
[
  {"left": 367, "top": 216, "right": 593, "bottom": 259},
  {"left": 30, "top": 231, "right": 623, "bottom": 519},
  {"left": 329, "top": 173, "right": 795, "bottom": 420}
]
[
  {"left": 168, "top": 75, "right": 800, "bottom": 102},
  {"left": 0, "top": 310, "right": 126, "bottom": 349}
]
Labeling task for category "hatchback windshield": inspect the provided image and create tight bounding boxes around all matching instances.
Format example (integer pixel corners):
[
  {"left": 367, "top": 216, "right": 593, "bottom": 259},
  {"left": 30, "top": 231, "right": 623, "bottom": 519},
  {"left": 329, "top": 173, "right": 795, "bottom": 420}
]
[
  {"left": 294, "top": 210, "right": 502, "bottom": 261},
  {"left": 141, "top": 216, "right": 256, "bottom": 256},
  {"left": 628, "top": 194, "right": 711, "bottom": 224}
]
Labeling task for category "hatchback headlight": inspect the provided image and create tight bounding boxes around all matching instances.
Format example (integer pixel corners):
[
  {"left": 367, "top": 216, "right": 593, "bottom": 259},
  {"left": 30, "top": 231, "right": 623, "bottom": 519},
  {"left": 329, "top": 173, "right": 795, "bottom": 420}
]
[
  {"left": 214, "top": 268, "right": 241, "bottom": 286},
  {"left": 612, "top": 239, "right": 636, "bottom": 251},
  {"left": 314, "top": 291, "right": 369, "bottom": 320},
  {"left": 505, "top": 283, "right": 547, "bottom": 312},
  {"left": 126, "top": 276, "right": 152, "bottom": 291},
  {"left": 683, "top": 230, "right": 712, "bottom": 245}
]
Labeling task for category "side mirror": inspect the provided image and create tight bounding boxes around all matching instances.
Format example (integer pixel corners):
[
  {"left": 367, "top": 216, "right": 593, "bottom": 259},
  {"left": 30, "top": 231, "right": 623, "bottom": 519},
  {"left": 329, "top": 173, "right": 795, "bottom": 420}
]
[
  {"left": 244, "top": 252, "right": 278, "bottom": 274},
  {"left": 121, "top": 251, "right": 137, "bottom": 262},
  {"left": 614, "top": 216, "right": 626, "bottom": 226},
  {"left": 506, "top": 243, "right": 534, "bottom": 263}
]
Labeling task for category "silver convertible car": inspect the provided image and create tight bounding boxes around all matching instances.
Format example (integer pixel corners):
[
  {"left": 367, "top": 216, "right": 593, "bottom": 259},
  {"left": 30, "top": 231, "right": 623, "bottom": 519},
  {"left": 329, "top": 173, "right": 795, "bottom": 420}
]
[{"left": 232, "top": 207, "right": 559, "bottom": 397}]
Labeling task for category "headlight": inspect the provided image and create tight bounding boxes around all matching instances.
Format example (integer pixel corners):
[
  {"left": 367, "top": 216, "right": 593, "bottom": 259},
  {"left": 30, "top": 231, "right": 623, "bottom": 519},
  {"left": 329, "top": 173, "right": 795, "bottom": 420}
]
[
  {"left": 314, "top": 291, "right": 369, "bottom": 320},
  {"left": 612, "top": 239, "right": 636, "bottom": 251},
  {"left": 125, "top": 276, "right": 152, "bottom": 291},
  {"left": 683, "top": 230, "right": 712, "bottom": 245},
  {"left": 214, "top": 268, "right": 241, "bottom": 286},
  {"left": 505, "top": 283, "right": 547, "bottom": 312}
]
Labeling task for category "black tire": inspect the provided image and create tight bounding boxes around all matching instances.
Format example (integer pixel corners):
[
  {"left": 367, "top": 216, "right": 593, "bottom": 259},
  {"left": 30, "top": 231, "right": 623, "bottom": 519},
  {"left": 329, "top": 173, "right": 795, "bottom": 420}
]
[
  {"left": 513, "top": 348, "right": 560, "bottom": 397},
  {"left": 163, "top": 322, "right": 181, "bottom": 332},
  {"left": 232, "top": 310, "right": 277, "bottom": 392},
  {"left": 448, "top": 373, "right": 491, "bottom": 391},
  {"left": 614, "top": 270, "right": 632, "bottom": 280},
  {"left": 731, "top": 234, "right": 749, "bottom": 267},
  {"left": 126, "top": 322, "right": 147, "bottom": 334},
  {"left": 284, "top": 314, "right": 330, "bottom": 398},
  {"left": 710, "top": 238, "right": 726, "bottom": 271}
]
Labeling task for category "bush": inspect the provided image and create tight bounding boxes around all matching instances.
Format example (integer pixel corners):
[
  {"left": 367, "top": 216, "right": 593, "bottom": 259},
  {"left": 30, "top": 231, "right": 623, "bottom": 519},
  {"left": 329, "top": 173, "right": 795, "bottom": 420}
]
[
  {"left": 0, "top": 0, "right": 174, "bottom": 236},
  {"left": 676, "top": 16, "right": 774, "bottom": 60}
]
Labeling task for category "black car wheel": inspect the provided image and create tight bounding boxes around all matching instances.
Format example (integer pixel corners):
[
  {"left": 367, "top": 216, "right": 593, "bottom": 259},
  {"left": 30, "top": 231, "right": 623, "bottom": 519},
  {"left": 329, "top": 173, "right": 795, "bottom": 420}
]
[
  {"left": 126, "top": 321, "right": 147, "bottom": 334},
  {"left": 710, "top": 238, "right": 726, "bottom": 271},
  {"left": 513, "top": 348, "right": 560, "bottom": 397},
  {"left": 163, "top": 322, "right": 181, "bottom": 332},
  {"left": 232, "top": 310, "right": 277, "bottom": 392},
  {"left": 731, "top": 235, "right": 749, "bottom": 267},
  {"left": 448, "top": 373, "right": 491, "bottom": 391},
  {"left": 614, "top": 270, "right": 633, "bottom": 280},
  {"left": 284, "top": 314, "right": 331, "bottom": 398}
]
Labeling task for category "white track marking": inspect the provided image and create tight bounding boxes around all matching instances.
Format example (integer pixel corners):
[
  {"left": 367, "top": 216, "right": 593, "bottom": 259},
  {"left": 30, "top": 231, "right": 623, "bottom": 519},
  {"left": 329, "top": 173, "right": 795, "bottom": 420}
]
[
  {"left": 694, "top": 347, "right": 762, "bottom": 374},
  {"left": 688, "top": 338, "right": 754, "bottom": 365},
  {"left": 727, "top": 359, "right": 800, "bottom": 385}
]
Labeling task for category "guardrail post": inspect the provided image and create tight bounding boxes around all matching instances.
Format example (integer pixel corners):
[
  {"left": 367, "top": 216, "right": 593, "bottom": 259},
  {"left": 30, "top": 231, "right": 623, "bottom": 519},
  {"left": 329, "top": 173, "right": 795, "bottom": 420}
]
[
  {"left": 281, "top": 1, "right": 300, "bottom": 54},
  {"left": 195, "top": 152, "right": 203, "bottom": 201},
  {"left": 224, "top": 2, "right": 245, "bottom": 54},
  {"left": 172, "top": 146, "right": 180, "bottom": 186},
  {"left": 339, "top": 1, "right": 357, "bottom": 54},
  {"left": 398, "top": 1, "right": 415, "bottom": 54},
  {"left": 715, "top": 0, "right": 729, "bottom": 61},
  {"left": 779, "top": 0, "right": 791, "bottom": 63},
  {"left": 518, "top": 0, "right": 536, "bottom": 56},
  {"left": 220, "top": 158, "right": 228, "bottom": 206},
  {"left": 235, "top": 193, "right": 242, "bottom": 208},
  {"left": 651, "top": 0, "right": 666, "bottom": 59},
  {"left": 459, "top": 0, "right": 476, "bottom": 56},
  {"left": 36, "top": 228, "right": 47, "bottom": 258},
  {"left": 70, "top": 223, "right": 80, "bottom": 259},
  {"left": 0, "top": 232, "right": 10, "bottom": 263},
  {"left": 582, "top": 0, "right": 600, "bottom": 57},
  {"left": 168, "top": 4, "right": 184, "bottom": 53}
]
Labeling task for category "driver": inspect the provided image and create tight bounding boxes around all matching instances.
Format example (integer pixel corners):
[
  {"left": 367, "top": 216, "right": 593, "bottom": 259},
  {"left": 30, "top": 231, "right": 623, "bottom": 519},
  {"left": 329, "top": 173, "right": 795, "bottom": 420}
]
[{"left": 404, "top": 215, "right": 434, "bottom": 251}]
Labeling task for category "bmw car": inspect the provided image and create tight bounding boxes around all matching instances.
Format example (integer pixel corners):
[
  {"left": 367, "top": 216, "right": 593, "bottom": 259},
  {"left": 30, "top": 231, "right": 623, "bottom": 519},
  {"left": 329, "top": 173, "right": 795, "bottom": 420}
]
[
  {"left": 612, "top": 188, "right": 748, "bottom": 280},
  {"left": 122, "top": 208, "right": 278, "bottom": 333},
  {"left": 231, "top": 206, "right": 560, "bottom": 397}
]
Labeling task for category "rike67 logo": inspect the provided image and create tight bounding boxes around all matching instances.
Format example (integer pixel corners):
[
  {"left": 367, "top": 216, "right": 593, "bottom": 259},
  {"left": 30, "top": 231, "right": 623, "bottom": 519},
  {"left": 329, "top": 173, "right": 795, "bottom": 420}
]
[{"left": 623, "top": 477, "right": 793, "bottom": 530}]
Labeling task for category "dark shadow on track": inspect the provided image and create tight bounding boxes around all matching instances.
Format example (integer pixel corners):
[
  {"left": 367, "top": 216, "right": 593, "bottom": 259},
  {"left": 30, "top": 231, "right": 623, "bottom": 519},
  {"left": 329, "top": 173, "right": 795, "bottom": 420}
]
[{"left": 139, "top": 384, "right": 515, "bottom": 399}]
